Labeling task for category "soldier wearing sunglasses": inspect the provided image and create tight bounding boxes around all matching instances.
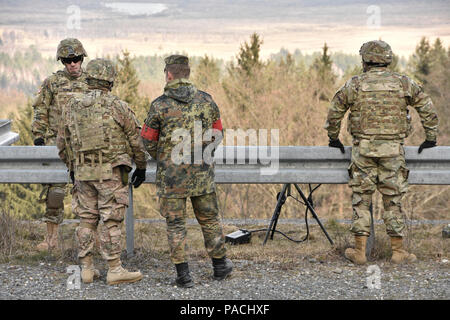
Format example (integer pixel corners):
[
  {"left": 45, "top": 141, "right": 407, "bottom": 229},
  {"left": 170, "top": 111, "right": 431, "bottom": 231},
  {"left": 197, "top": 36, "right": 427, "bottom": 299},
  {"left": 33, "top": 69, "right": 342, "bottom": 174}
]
[{"left": 31, "top": 38, "right": 89, "bottom": 252}]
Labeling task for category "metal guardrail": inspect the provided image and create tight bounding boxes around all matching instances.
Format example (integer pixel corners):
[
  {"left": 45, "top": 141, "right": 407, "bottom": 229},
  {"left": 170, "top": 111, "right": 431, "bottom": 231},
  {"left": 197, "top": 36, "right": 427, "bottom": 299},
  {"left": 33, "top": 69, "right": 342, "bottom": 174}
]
[
  {"left": 1, "top": 146, "right": 450, "bottom": 184},
  {"left": 1, "top": 145, "right": 449, "bottom": 256},
  {"left": 0, "top": 120, "right": 19, "bottom": 146}
]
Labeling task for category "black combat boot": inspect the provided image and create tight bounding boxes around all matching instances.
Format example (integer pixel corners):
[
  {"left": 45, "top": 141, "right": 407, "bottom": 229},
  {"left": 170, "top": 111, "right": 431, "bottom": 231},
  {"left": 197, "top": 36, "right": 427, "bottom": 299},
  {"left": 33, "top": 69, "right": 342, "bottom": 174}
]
[
  {"left": 175, "top": 262, "right": 194, "bottom": 288},
  {"left": 212, "top": 257, "right": 233, "bottom": 280}
]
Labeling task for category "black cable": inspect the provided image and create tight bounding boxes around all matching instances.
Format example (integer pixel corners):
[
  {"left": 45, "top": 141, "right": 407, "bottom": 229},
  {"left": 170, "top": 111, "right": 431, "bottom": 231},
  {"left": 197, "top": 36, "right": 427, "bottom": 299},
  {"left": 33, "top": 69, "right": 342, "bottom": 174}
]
[{"left": 248, "top": 184, "right": 321, "bottom": 243}]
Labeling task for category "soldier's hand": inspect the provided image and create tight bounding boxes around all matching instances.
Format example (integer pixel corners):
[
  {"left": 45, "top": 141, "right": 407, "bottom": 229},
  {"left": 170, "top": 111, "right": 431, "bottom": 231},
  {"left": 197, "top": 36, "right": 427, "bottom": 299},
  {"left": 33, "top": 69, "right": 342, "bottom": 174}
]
[
  {"left": 328, "top": 138, "right": 345, "bottom": 154},
  {"left": 131, "top": 168, "right": 146, "bottom": 188},
  {"left": 418, "top": 140, "right": 436, "bottom": 153},
  {"left": 34, "top": 137, "right": 45, "bottom": 146}
]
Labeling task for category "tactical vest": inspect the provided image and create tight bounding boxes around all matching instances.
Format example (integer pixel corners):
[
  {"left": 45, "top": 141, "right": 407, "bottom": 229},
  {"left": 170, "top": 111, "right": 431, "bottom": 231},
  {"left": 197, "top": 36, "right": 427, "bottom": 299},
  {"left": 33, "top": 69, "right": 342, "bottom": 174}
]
[
  {"left": 49, "top": 71, "right": 87, "bottom": 137},
  {"left": 68, "top": 91, "right": 132, "bottom": 181},
  {"left": 349, "top": 71, "right": 408, "bottom": 139}
]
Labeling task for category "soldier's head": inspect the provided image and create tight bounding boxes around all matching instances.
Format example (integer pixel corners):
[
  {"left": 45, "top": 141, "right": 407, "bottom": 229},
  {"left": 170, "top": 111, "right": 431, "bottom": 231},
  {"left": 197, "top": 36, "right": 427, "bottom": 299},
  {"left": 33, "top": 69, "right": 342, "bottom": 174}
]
[
  {"left": 164, "top": 55, "right": 190, "bottom": 82},
  {"left": 359, "top": 40, "right": 393, "bottom": 71},
  {"left": 57, "top": 38, "right": 87, "bottom": 77},
  {"left": 85, "top": 58, "right": 117, "bottom": 91}
]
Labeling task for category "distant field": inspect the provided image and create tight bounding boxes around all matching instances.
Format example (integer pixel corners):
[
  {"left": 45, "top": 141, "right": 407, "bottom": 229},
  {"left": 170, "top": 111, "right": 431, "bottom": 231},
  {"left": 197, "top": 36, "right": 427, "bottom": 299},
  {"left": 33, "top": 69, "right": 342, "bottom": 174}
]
[
  {"left": 0, "top": 0, "right": 449, "bottom": 59},
  {"left": 0, "top": 90, "right": 27, "bottom": 118}
]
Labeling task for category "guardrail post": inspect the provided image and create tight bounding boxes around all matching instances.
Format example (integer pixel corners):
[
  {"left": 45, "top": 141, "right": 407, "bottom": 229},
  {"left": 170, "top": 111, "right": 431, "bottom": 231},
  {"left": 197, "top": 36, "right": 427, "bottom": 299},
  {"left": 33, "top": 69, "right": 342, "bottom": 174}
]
[
  {"left": 366, "top": 204, "right": 375, "bottom": 258},
  {"left": 126, "top": 184, "right": 134, "bottom": 258}
]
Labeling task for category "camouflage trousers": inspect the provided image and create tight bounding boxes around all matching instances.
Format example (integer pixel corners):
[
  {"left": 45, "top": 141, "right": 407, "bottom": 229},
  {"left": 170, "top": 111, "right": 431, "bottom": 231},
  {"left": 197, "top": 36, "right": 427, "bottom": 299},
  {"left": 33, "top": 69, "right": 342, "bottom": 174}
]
[
  {"left": 40, "top": 138, "right": 67, "bottom": 224},
  {"left": 348, "top": 142, "right": 409, "bottom": 237},
  {"left": 40, "top": 184, "right": 66, "bottom": 224},
  {"left": 72, "top": 167, "right": 128, "bottom": 261},
  {"left": 160, "top": 192, "right": 226, "bottom": 265}
]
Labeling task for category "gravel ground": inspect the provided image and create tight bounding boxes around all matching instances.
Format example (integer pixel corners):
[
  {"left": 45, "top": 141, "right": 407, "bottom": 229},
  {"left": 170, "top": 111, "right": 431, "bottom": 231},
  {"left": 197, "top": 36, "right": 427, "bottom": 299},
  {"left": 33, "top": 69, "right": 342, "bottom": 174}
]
[{"left": 0, "top": 256, "right": 448, "bottom": 300}]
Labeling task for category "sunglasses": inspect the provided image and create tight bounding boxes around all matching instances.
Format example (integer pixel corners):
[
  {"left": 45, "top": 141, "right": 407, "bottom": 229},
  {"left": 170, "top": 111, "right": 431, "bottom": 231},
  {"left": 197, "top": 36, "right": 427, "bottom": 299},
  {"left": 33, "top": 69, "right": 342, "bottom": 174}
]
[{"left": 61, "top": 56, "right": 83, "bottom": 64}]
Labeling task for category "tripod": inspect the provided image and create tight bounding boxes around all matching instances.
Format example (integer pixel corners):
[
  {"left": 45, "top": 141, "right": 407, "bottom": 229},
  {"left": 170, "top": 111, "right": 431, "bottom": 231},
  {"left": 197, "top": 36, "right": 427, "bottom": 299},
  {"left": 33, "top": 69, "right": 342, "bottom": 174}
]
[{"left": 263, "top": 183, "right": 334, "bottom": 245}]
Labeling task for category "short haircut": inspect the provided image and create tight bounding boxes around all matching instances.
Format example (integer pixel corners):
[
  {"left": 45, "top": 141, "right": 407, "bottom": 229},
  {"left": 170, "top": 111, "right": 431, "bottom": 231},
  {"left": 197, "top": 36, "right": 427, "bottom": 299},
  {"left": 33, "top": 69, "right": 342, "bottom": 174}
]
[{"left": 165, "top": 63, "right": 190, "bottom": 79}]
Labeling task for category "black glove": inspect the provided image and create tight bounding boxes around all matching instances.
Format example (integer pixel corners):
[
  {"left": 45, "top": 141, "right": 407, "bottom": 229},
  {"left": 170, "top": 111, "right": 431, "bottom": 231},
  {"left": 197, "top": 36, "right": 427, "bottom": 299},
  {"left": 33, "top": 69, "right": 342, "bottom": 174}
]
[
  {"left": 328, "top": 138, "right": 345, "bottom": 154},
  {"left": 34, "top": 137, "right": 45, "bottom": 146},
  {"left": 131, "top": 168, "right": 146, "bottom": 188},
  {"left": 70, "top": 171, "right": 75, "bottom": 184},
  {"left": 418, "top": 140, "right": 436, "bottom": 153}
]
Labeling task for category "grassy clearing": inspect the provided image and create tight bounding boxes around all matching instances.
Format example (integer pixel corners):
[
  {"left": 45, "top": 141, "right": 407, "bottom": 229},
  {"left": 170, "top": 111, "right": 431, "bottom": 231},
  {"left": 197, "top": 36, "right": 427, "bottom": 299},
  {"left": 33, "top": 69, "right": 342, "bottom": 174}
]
[{"left": 1, "top": 211, "right": 448, "bottom": 269}]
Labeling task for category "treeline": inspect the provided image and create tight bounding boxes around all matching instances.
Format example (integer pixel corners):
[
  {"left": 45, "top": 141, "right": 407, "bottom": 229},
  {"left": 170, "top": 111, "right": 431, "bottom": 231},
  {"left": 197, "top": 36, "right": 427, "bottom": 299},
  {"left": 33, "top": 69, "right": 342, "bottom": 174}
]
[
  {"left": 1, "top": 34, "right": 449, "bottom": 222},
  {"left": 0, "top": 41, "right": 409, "bottom": 95}
]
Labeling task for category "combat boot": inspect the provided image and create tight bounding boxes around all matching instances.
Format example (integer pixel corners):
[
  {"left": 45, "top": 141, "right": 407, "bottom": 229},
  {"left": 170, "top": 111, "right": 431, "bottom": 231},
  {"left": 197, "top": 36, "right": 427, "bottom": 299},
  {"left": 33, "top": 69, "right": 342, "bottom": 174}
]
[
  {"left": 79, "top": 255, "right": 101, "bottom": 284},
  {"left": 106, "top": 258, "right": 143, "bottom": 285},
  {"left": 390, "top": 237, "right": 417, "bottom": 264},
  {"left": 175, "top": 262, "right": 194, "bottom": 288},
  {"left": 36, "top": 222, "right": 59, "bottom": 251},
  {"left": 212, "top": 256, "right": 233, "bottom": 280},
  {"left": 344, "top": 235, "right": 367, "bottom": 265}
]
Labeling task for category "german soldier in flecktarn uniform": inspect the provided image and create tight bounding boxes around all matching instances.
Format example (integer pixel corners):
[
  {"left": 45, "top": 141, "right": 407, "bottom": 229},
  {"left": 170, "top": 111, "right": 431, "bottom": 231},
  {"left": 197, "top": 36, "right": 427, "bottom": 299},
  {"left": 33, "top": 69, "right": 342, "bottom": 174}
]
[
  {"left": 57, "top": 58, "right": 147, "bottom": 285},
  {"left": 141, "top": 54, "right": 232, "bottom": 287},
  {"left": 325, "top": 40, "right": 439, "bottom": 265},
  {"left": 31, "top": 38, "right": 89, "bottom": 252}
]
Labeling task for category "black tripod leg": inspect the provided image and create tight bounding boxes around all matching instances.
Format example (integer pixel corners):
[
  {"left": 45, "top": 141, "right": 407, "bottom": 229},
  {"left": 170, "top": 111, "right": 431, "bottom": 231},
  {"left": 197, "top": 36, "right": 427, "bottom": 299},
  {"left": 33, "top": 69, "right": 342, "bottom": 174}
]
[
  {"left": 270, "top": 184, "right": 290, "bottom": 240},
  {"left": 263, "top": 184, "right": 289, "bottom": 245},
  {"left": 293, "top": 184, "right": 334, "bottom": 245}
]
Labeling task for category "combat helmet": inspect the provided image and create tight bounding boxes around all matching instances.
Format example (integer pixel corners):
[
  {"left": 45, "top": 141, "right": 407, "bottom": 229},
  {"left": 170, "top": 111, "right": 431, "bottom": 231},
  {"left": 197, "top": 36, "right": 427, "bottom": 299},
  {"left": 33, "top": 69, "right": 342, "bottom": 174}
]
[
  {"left": 85, "top": 58, "right": 117, "bottom": 82},
  {"left": 56, "top": 38, "right": 87, "bottom": 61},
  {"left": 359, "top": 40, "right": 393, "bottom": 65}
]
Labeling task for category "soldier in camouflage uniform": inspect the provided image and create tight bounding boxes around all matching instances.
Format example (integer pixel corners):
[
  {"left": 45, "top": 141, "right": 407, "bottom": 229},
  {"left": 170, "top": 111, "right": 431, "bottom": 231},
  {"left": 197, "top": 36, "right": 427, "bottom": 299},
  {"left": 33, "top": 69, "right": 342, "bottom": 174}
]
[
  {"left": 31, "top": 38, "right": 89, "bottom": 251},
  {"left": 141, "top": 55, "right": 232, "bottom": 287},
  {"left": 325, "top": 40, "right": 439, "bottom": 265},
  {"left": 57, "top": 58, "right": 147, "bottom": 285}
]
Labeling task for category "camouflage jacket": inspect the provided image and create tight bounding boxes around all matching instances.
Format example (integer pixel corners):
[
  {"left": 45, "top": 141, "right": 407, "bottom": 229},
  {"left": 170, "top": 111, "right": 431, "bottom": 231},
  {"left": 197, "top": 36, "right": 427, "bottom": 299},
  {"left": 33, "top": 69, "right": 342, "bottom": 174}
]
[
  {"left": 325, "top": 66, "right": 438, "bottom": 142},
  {"left": 32, "top": 69, "right": 88, "bottom": 143},
  {"left": 141, "top": 78, "right": 223, "bottom": 198},
  {"left": 57, "top": 88, "right": 147, "bottom": 177}
]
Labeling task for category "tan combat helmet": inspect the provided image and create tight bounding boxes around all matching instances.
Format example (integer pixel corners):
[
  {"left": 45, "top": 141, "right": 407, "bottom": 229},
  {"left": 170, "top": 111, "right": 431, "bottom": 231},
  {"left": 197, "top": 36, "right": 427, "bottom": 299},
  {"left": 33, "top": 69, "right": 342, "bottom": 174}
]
[
  {"left": 85, "top": 58, "right": 117, "bottom": 82},
  {"left": 359, "top": 40, "right": 393, "bottom": 65},
  {"left": 56, "top": 38, "right": 87, "bottom": 61}
]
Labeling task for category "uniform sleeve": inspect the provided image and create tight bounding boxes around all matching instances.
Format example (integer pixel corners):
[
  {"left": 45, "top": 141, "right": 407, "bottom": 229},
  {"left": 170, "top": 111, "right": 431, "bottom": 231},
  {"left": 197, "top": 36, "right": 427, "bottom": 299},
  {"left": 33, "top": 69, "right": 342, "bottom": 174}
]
[
  {"left": 210, "top": 99, "right": 223, "bottom": 145},
  {"left": 408, "top": 78, "right": 439, "bottom": 141},
  {"left": 324, "top": 80, "right": 353, "bottom": 140},
  {"left": 31, "top": 78, "right": 53, "bottom": 140},
  {"left": 56, "top": 98, "right": 73, "bottom": 170},
  {"left": 114, "top": 100, "right": 147, "bottom": 170},
  {"left": 141, "top": 101, "right": 162, "bottom": 160},
  {"left": 211, "top": 100, "right": 223, "bottom": 131}
]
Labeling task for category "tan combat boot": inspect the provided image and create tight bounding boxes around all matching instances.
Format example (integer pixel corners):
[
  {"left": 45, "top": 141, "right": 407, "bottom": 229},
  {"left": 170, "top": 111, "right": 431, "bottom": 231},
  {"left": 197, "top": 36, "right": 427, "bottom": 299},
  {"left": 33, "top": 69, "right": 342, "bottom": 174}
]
[
  {"left": 36, "top": 222, "right": 59, "bottom": 251},
  {"left": 344, "top": 235, "right": 368, "bottom": 265},
  {"left": 106, "top": 258, "right": 143, "bottom": 285},
  {"left": 390, "top": 237, "right": 417, "bottom": 264},
  {"left": 79, "top": 255, "right": 101, "bottom": 284}
]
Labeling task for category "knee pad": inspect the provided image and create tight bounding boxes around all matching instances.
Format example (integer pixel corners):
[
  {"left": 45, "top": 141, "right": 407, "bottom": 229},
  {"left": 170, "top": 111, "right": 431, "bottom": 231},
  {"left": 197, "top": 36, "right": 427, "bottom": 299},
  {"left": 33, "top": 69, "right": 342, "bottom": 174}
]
[{"left": 47, "top": 187, "right": 65, "bottom": 209}]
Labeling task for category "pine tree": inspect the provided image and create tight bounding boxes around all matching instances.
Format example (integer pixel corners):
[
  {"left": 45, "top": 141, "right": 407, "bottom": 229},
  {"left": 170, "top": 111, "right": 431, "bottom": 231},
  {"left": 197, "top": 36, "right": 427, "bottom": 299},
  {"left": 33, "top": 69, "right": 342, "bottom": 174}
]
[
  {"left": 311, "top": 43, "right": 336, "bottom": 100},
  {"left": 411, "top": 37, "right": 432, "bottom": 82},
  {"left": 112, "top": 50, "right": 150, "bottom": 120},
  {"left": 192, "top": 54, "right": 221, "bottom": 89},
  {"left": 430, "top": 38, "right": 447, "bottom": 68},
  {"left": 236, "top": 33, "right": 264, "bottom": 75},
  {"left": 312, "top": 43, "right": 336, "bottom": 82},
  {"left": 113, "top": 50, "right": 140, "bottom": 105}
]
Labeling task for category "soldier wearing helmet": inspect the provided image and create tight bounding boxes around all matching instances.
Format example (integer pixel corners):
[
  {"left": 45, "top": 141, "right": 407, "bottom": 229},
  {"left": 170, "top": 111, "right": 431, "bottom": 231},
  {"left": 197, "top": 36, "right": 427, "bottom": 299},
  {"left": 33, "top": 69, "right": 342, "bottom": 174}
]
[
  {"left": 31, "top": 38, "right": 89, "bottom": 252},
  {"left": 56, "top": 58, "right": 147, "bottom": 285},
  {"left": 325, "top": 40, "right": 439, "bottom": 265}
]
